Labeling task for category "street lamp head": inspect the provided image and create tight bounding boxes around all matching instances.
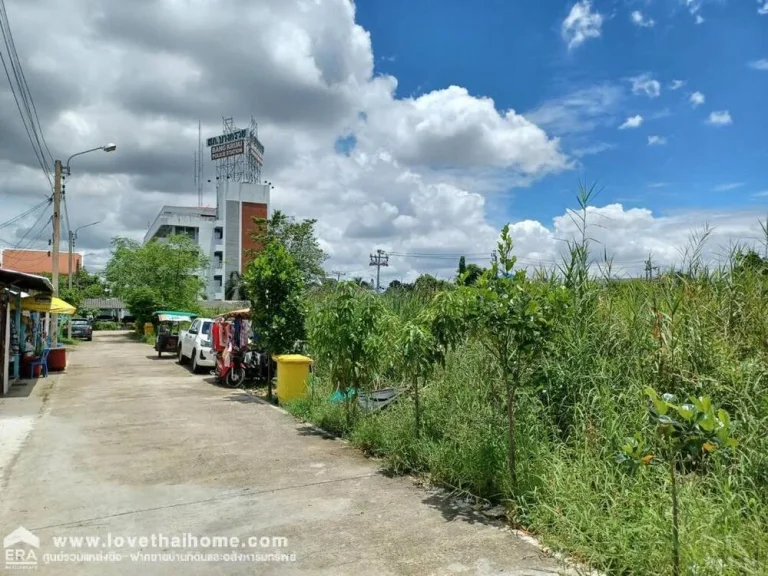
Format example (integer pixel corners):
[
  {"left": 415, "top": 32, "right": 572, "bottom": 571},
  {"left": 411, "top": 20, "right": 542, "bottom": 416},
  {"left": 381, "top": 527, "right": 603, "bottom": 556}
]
[{"left": 103, "top": 143, "right": 117, "bottom": 152}]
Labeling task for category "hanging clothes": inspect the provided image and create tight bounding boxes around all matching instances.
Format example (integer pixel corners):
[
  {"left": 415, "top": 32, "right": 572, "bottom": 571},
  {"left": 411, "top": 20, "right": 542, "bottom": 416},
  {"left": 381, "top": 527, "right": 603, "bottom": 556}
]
[{"left": 240, "top": 319, "right": 251, "bottom": 348}]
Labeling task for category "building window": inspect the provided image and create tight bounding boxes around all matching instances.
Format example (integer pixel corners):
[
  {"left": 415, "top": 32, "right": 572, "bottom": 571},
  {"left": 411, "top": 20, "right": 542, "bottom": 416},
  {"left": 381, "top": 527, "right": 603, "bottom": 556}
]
[
  {"left": 214, "top": 227, "right": 223, "bottom": 241},
  {"left": 174, "top": 226, "right": 198, "bottom": 241}
]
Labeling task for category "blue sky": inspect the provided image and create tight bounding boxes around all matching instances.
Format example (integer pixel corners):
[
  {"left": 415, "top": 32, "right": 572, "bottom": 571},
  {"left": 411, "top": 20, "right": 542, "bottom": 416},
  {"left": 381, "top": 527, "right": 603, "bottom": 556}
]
[
  {"left": 3, "top": 0, "right": 766, "bottom": 279},
  {"left": 356, "top": 0, "right": 768, "bottom": 228}
]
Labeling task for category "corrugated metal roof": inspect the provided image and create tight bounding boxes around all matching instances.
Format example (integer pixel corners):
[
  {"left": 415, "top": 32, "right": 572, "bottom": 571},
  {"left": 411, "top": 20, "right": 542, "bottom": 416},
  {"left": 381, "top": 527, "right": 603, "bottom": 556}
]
[
  {"left": 81, "top": 298, "right": 126, "bottom": 309},
  {"left": 0, "top": 267, "right": 53, "bottom": 293}
]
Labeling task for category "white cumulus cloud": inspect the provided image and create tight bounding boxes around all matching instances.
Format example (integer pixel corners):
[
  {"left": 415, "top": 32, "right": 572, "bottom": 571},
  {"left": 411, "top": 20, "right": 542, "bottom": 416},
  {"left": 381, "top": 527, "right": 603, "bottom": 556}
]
[
  {"left": 630, "top": 74, "right": 661, "bottom": 98},
  {"left": 759, "top": 2, "right": 768, "bottom": 16},
  {"left": 648, "top": 135, "right": 667, "bottom": 146},
  {"left": 631, "top": 11, "right": 655, "bottom": 27},
  {"left": 562, "top": 1, "right": 603, "bottom": 50},
  {"left": 707, "top": 111, "right": 733, "bottom": 126},
  {"left": 689, "top": 91, "right": 705, "bottom": 107},
  {"left": 749, "top": 59, "right": 768, "bottom": 70},
  {"left": 670, "top": 80, "right": 685, "bottom": 90},
  {"left": 619, "top": 115, "right": 643, "bottom": 129}
]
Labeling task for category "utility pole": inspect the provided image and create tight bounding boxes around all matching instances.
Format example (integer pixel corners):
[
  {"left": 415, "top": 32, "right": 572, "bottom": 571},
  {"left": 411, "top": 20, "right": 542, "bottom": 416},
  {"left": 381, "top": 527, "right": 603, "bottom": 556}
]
[
  {"left": 369, "top": 249, "right": 389, "bottom": 292},
  {"left": 51, "top": 160, "right": 62, "bottom": 347},
  {"left": 68, "top": 231, "right": 74, "bottom": 291},
  {"left": 491, "top": 250, "right": 498, "bottom": 277},
  {"left": 644, "top": 254, "right": 659, "bottom": 281},
  {"left": 66, "top": 230, "right": 74, "bottom": 339},
  {"left": 330, "top": 270, "right": 345, "bottom": 282}
]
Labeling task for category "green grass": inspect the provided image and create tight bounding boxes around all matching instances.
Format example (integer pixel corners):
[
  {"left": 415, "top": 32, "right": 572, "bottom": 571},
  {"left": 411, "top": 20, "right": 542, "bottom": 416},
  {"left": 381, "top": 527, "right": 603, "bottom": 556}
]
[{"left": 285, "top": 261, "right": 768, "bottom": 575}]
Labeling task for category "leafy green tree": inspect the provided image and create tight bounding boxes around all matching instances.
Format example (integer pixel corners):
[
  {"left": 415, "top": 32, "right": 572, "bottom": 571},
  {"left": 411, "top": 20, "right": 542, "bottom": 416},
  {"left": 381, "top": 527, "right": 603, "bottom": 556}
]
[
  {"left": 308, "top": 282, "right": 388, "bottom": 426},
  {"left": 465, "top": 224, "right": 564, "bottom": 495},
  {"left": 243, "top": 241, "right": 306, "bottom": 361},
  {"left": 104, "top": 235, "right": 207, "bottom": 327},
  {"left": 397, "top": 291, "right": 467, "bottom": 438},
  {"left": 42, "top": 268, "right": 106, "bottom": 310},
  {"left": 457, "top": 256, "right": 467, "bottom": 279},
  {"left": 249, "top": 210, "right": 328, "bottom": 284},
  {"left": 617, "top": 389, "right": 738, "bottom": 576},
  {"left": 397, "top": 318, "right": 436, "bottom": 439}
]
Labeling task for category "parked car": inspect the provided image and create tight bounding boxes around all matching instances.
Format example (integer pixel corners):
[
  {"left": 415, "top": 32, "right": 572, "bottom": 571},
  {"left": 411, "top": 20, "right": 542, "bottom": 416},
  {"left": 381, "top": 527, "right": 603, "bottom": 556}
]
[
  {"left": 178, "top": 317, "right": 214, "bottom": 373},
  {"left": 70, "top": 318, "right": 93, "bottom": 341}
]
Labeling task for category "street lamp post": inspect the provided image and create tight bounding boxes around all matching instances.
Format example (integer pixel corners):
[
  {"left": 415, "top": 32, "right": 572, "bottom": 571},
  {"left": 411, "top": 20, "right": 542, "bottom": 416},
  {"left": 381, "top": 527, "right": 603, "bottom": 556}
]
[
  {"left": 52, "top": 143, "right": 116, "bottom": 347},
  {"left": 66, "top": 221, "right": 101, "bottom": 339}
]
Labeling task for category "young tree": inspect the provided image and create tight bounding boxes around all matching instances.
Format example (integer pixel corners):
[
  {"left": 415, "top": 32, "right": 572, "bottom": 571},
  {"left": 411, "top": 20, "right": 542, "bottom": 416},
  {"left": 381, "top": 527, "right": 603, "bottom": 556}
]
[
  {"left": 308, "top": 282, "right": 387, "bottom": 426},
  {"left": 243, "top": 241, "right": 306, "bottom": 360},
  {"left": 397, "top": 290, "right": 467, "bottom": 438},
  {"left": 617, "top": 390, "right": 738, "bottom": 576},
  {"left": 466, "top": 224, "right": 564, "bottom": 495},
  {"left": 248, "top": 210, "right": 328, "bottom": 284}
]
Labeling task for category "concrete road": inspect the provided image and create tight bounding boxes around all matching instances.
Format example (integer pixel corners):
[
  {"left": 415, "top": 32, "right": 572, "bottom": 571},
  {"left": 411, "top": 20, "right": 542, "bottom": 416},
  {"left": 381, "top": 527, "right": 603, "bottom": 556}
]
[{"left": 0, "top": 331, "right": 572, "bottom": 575}]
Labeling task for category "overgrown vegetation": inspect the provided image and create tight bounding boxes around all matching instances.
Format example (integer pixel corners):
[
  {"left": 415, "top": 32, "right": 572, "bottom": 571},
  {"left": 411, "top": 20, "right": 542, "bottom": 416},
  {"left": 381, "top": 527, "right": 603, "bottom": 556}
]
[{"left": 287, "top": 189, "right": 768, "bottom": 575}]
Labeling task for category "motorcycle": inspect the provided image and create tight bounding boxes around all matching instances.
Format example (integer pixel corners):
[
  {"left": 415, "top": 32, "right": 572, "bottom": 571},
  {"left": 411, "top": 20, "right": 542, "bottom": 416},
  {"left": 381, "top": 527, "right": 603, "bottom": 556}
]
[{"left": 215, "top": 347, "right": 267, "bottom": 388}]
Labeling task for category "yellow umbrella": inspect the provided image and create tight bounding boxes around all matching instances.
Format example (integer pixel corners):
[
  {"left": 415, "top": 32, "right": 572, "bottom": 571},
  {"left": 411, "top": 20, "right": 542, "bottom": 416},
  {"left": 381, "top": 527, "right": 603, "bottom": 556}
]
[{"left": 13, "top": 294, "right": 77, "bottom": 315}]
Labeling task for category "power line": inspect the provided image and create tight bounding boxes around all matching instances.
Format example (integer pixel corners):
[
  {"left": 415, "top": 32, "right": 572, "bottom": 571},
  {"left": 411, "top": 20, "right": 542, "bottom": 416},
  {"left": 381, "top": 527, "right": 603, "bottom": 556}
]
[
  {"left": 0, "top": 0, "right": 53, "bottom": 166},
  {"left": 23, "top": 216, "right": 52, "bottom": 250},
  {"left": 0, "top": 197, "right": 50, "bottom": 231},
  {"left": 16, "top": 205, "right": 51, "bottom": 248},
  {"left": 0, "top": 0, "right": 53, "bottom": 190}
]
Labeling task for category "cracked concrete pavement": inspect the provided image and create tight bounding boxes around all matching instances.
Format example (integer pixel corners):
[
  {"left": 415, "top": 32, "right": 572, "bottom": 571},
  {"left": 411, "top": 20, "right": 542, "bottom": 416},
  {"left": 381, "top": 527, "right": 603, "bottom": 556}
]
[{"left": 0, "top": 331, "right": 572, "bottom": 575}]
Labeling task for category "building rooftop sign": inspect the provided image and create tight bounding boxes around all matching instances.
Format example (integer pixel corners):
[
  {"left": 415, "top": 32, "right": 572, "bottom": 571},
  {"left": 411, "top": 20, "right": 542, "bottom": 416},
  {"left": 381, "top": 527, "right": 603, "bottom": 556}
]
[
  {"left": 206, "top": 129, "right": 247, "bottom": 147},
  {"left": 211, "top": 140, "right": 244, "bottom": 160}
]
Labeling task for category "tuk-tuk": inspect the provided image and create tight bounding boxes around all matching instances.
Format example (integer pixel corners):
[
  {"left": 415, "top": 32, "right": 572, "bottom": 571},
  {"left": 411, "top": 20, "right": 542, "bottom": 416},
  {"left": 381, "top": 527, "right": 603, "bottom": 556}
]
[{"left": 152, "top": 310, "right": 197, "bottom": 357}]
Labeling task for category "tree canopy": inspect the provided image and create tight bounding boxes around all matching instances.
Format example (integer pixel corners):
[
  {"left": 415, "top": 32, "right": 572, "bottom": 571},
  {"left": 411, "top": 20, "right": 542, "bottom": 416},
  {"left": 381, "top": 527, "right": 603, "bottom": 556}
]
[
  {"left": 243, "top": 240, "right": 306, "bottom": 355},
  {"left": 248, "top": 210, "right": 327, "bottom": 284},
  {"left": 104, "top": 235, "right": 208, "bottom": 325}
]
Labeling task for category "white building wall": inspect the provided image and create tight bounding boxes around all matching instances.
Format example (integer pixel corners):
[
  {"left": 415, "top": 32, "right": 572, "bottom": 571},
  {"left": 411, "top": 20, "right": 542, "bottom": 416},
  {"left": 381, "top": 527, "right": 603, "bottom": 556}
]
[{"left": 144, "top": 182, "right": 270, "bottom": 303}]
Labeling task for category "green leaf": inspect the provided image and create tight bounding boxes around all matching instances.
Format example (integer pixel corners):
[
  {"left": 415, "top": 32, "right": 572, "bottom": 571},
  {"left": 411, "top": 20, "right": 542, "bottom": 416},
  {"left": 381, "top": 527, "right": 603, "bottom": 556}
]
[
  {"left": 676, "top": 404, "right": 695, "bottom": 422},
  {"left": 645, "top": 387, "right": 668, "bottom": 416},
  {"left": 698, "top": 413, "right": 715, "bottom": 432}
]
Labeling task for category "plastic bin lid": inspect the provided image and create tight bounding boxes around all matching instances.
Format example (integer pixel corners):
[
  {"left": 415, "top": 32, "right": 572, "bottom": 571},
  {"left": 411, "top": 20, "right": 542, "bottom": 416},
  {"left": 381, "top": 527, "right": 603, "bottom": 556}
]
[{"left": 275, "top": 354, "right": 313, "bottom": 364}]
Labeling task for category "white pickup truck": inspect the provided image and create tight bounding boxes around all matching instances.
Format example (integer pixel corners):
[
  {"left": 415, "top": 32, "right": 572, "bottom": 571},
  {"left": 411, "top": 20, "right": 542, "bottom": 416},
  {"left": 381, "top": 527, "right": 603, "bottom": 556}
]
[{"left": 177, "top": 317, "right": 215, "bottom": 373}]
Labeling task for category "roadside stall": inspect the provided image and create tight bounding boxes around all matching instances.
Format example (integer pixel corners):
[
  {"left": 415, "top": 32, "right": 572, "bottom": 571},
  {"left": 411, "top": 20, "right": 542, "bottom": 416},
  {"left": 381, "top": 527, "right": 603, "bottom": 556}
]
[
  {"left": 212, "top": 308, "right": 252, "bottom": 387},
  {"left": 12, "top": 294, "right": 77, "bottom": 373},
  {"left": 0, "top": 268, "right": 53, "bottom": 395},
  {"left": 152, "top": 311, "right": 197, "bottom": 357}
]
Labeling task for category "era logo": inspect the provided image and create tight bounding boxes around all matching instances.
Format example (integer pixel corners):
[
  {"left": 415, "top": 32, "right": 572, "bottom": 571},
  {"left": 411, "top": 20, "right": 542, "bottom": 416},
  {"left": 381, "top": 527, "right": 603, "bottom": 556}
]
[{"left": 4, "top": 527, "right": 39, "bottom": 569}]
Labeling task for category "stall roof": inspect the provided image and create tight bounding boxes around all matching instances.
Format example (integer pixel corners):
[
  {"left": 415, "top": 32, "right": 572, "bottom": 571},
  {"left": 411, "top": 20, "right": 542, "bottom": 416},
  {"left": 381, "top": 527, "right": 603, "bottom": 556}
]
[
  {"left": 153, "top": 310, "right": 198, "bottom": 322},
  {"left": 0, "top": 267, "right": 53, "bottom": 293},
  {"left": 216, "top": 308, "right": 251, "bottom": 319}
]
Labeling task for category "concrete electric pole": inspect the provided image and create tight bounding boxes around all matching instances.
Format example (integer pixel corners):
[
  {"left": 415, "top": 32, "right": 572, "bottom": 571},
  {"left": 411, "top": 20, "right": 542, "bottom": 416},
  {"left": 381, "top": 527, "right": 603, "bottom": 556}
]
[
  {"left": 51, "top": 159, "right": 62, "bottom": 347},
  {"left": 369, "top": 249, "right": 389, "bottom": 292}
]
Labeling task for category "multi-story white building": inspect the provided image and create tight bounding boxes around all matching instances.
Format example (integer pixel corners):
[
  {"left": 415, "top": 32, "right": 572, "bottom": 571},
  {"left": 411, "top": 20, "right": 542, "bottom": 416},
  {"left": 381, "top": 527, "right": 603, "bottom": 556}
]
[{"left": 143, "top": 180, "right": 270, "bottom": 301}]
